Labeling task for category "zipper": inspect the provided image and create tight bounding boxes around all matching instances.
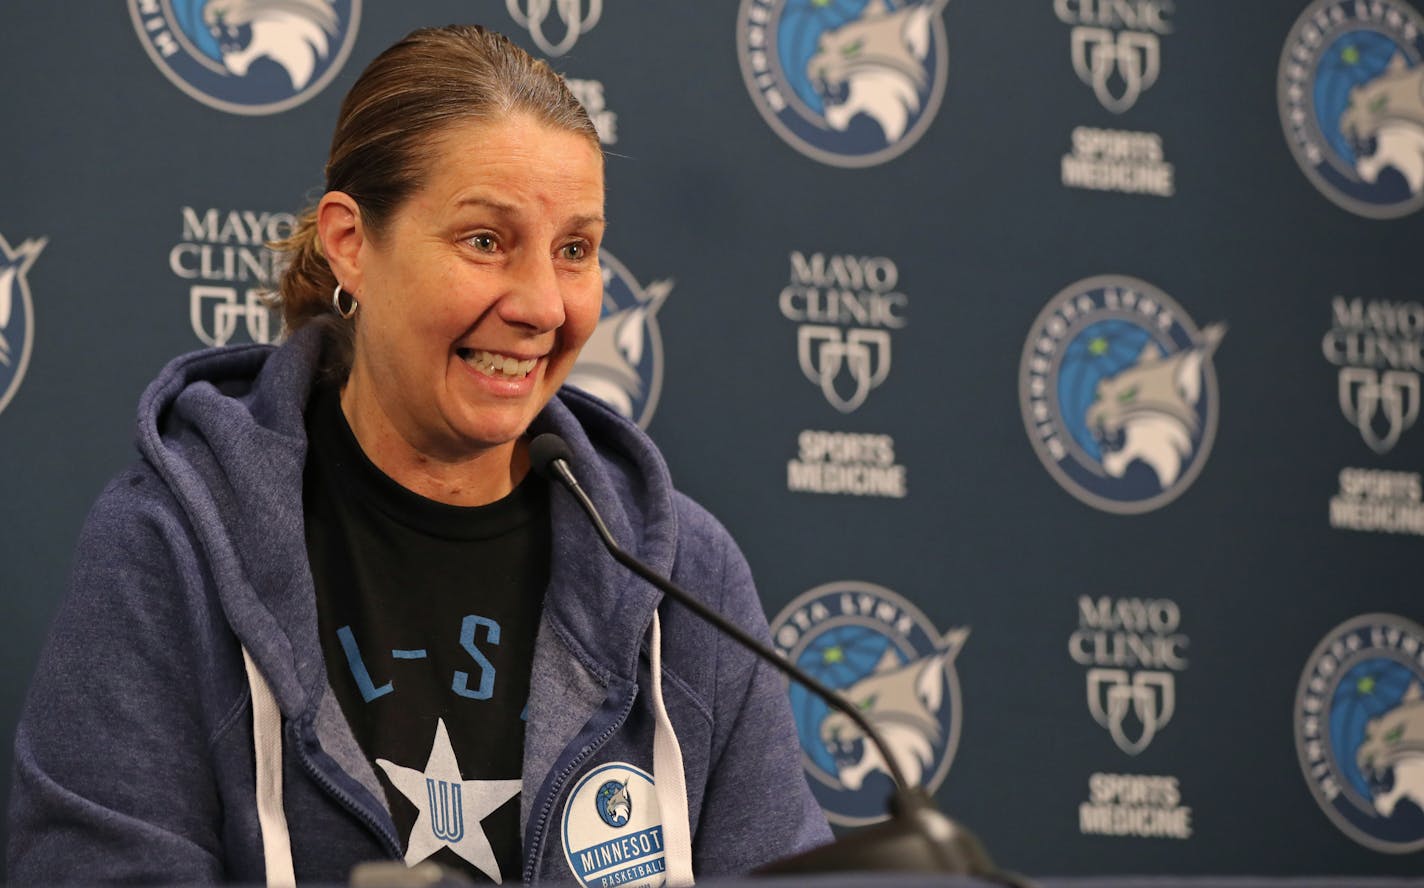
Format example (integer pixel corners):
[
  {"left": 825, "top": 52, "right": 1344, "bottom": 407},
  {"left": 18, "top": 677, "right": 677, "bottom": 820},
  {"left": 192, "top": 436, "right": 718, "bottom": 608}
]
[
  {"left": 522, "top": 689, "right": 638, "bottom": 884},
  {"left": 293, "top": 719, "right": 404, "bottom": 859}
]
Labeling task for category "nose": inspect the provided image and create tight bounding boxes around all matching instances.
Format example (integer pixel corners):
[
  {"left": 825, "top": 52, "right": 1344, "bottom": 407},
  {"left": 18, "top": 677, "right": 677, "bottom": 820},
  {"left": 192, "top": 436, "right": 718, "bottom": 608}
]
[{"left": 499, "top": 248, "right": 567, "bottom": 332}]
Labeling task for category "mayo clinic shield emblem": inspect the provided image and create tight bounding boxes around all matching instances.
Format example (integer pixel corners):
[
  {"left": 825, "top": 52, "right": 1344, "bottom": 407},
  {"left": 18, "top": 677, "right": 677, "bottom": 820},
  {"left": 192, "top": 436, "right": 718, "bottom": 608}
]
[
  {"left": 128, "top": 0, "right": 361, "bottom": 115},
  {"left": 506, "top": 0, "right": 601, "bottom": 57},
  {"left": 1087, "top": 668, "right": 1175, "bottom": 756},
  {"left": 769, "top": 582, "right": 967, "bottom": 826},
  {"left": 0, "top": 233, "right": 45, "bottom": 418},
  {"left": 190, "top": 286, "right": 280, "bottom": 347},
  {"left": 1070, "top": 27, "right": 1160, "bottom": 113},
  {"left": 1339, "top": 367, "right": 1420, "bottom": 455},
  {"left": 797, "top": 326, "right": 891, "bottom": 413},
  {"left": 565, "top": 251, "right": 670, "bottom": 429}
]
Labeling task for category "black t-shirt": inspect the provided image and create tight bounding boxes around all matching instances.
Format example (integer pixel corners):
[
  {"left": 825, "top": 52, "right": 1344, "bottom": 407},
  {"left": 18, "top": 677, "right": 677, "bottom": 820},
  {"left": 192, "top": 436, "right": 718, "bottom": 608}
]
[{"left": 304, "top": 382, "right": 549, "bottom": 883}]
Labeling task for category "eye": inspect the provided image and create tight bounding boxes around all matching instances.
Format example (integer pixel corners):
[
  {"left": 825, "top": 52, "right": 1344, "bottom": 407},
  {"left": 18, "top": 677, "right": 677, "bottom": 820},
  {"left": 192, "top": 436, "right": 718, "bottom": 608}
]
[
  {"left": 1370, "top": 94, "right": 1389, "bottom": 113},
  {"left": 1385, "top": 724, "right": 1404, "bottom": 744},
  {"left": 841, "top": 39, "right": 864, "bottom": 59},
  {"left": 857, "top": 694, "right": 877, "bottom": 711},
  {"left": 560, "top": 241, "right": 594, "bottom": 262},
  {"left": 1117, "top": 385, "right": 1138, "bottom": 404},
  {"left": 467, "top": 232, "right": 498, "bottom": 253}
]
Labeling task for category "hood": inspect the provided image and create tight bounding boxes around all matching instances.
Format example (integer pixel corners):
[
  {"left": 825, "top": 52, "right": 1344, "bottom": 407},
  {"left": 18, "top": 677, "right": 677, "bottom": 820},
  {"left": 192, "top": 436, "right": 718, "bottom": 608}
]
[{"left": 133, "top": 323, "right": 682, "bottom": 716}]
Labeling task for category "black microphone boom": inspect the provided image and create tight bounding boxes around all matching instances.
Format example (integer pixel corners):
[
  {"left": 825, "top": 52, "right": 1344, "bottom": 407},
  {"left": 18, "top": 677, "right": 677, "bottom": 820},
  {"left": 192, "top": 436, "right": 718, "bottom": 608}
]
[{"left": 528, "top": 433, "right": 1027, "bottom": 885}]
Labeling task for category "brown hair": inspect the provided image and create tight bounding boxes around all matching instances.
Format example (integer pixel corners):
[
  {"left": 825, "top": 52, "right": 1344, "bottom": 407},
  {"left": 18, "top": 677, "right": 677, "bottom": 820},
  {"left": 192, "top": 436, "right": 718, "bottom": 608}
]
[{"left": 271, "top": 25, "right": 600, "bottom": 372}]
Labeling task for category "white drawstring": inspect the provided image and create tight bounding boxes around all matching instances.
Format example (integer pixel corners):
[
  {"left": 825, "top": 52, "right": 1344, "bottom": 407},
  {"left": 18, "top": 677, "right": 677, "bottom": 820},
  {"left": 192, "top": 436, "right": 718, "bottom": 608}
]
[
  {"left": 648, "top": 611, "right": 695, "bottom": 886},
  {"left": 243, "top": 647, "right": 296, "bottom": 888}
]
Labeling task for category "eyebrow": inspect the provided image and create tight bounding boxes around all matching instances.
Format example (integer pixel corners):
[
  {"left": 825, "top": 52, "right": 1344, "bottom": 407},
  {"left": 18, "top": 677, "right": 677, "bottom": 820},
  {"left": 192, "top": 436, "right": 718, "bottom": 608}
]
[{"left": 454, "top": 197, "right": 605, "bottom": 229}]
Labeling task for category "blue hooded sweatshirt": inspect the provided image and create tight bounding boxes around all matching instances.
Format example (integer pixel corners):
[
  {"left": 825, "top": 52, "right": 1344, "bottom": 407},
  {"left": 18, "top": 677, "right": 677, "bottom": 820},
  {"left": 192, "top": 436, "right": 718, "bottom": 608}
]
[{"left": 7, "top": 325, "right": 830, "bottom": 884}]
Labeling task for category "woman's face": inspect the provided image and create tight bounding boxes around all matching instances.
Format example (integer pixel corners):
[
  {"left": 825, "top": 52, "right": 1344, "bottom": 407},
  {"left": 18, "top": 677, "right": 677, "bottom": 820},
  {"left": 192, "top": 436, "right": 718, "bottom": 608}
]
[{"left": 337, "top": 115, "right": 605, "bottom": 469}]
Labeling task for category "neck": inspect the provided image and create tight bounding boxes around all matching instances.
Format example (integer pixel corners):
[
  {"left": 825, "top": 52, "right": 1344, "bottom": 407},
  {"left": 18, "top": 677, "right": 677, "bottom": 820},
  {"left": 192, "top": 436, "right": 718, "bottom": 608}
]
[{"left": 338, "top": 380, "right": 530, "bottom": 507}]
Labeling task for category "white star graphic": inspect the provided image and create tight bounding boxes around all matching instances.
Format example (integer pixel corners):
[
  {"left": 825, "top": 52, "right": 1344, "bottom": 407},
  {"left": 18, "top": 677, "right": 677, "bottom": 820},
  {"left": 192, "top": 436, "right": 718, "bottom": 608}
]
[{"left": 376, "top": 718, "right": 522, "bottom": 883}]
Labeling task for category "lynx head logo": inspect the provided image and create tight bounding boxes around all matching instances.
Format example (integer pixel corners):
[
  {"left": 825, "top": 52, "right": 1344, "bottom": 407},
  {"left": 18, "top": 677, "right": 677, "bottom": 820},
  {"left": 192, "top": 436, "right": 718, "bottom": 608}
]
[
  {"left": 1279, "top": 0, "right": 1424, "bottom": 218},
  {"left": 770, "top": 582, "right": 967, "bottom": 826},
  {"left": 128, "top": 0, "right": 360, "bottom": 115},
  {"left": 1020, "top": 276, "right": 1225, "bottom": 515},
  {"left": 565, "top": 251, "right": 670, "bottom": 429},
  {"left": 1296, "top": 614, "right": 1424, "bottom": 853},
  {"left": 0, "top": 234, "right": 45, "bottom": 418},
  {"left": 738, "top": 0, "right": 950, "bottom": 168},
  {"left": 595, "top": 779, "right": 632, "bottom": 827}
]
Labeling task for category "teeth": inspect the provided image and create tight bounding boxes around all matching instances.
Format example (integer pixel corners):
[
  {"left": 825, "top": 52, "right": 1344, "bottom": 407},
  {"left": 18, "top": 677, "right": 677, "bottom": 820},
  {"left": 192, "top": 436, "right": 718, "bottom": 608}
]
[{"left": 461, "top": 349, "right": 537, "bottom": 379}]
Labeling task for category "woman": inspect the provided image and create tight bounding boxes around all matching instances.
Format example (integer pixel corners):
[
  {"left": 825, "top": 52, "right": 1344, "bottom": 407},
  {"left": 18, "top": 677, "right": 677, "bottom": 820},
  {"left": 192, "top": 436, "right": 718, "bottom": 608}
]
[{"left": 8, "top": 25, "right": 828, "bottom": 885}]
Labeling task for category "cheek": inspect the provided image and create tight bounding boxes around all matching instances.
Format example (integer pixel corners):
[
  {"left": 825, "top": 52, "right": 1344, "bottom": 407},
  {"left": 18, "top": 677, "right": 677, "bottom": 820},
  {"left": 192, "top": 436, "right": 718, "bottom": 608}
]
[{"left": 561, "top": 280, "right": 605, "bottom": 352}]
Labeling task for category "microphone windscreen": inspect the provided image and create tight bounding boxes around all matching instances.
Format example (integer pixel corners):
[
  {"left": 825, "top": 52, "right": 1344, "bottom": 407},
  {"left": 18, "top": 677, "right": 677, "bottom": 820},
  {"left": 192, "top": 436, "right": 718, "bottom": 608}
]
[{"left": 528, "top": 433, "right": 574, "bottom": 479}]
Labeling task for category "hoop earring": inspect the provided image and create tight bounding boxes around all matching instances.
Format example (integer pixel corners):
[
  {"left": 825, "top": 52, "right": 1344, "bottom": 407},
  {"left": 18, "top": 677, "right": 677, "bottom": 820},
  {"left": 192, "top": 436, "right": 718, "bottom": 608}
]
[{"left": 333, "top": 284, "right": 358, "bottom": 319}]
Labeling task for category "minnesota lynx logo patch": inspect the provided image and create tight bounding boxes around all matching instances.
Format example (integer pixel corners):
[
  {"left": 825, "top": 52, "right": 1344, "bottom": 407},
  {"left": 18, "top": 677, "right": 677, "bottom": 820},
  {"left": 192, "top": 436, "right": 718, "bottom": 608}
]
[
  {"left": 737, "top": 0, "right": 951, "bottom": 168},
  {"left": 563, "top": 763, "right": 666, "bottom": 888},
  {"left": 769, "top": 582, "right": 967, "bottom": 826},
  {"left": 128, "top": 0, "right": 361, "bottom": 115},
  {"left": 1279, "top": 0, "right": 1424, "bottom": 218},
  {"left": 1296, "top": 614, "right": 1424, "bottom": 852},
  {"left": 1019, "top": 276, "right": 1226, "bottom": 515}
]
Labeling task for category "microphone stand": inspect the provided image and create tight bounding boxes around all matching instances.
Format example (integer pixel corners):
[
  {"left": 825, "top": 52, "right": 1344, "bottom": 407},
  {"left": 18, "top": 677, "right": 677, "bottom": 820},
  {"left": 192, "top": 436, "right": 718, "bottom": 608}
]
[{"left": 531, "top": 435, "right": 1029, "bottom": 886}]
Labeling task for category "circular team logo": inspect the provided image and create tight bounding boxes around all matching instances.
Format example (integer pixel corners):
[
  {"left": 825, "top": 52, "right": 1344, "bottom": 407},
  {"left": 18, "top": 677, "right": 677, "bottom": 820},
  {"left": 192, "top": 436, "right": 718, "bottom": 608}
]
[
  {"left": 1019, "top": 276, "right": 1226, "bottom": 515},
  {"left": 1278, "top": 0, "right": 1424, "bottom": 218},
  {"left": 768, "top": 581, "right": 968, "bottom": 826},
  {"left": 0, "top": 233, "right": 46, "bottom": 419},
  {"left": 1295, "top": 614, "right": 1424, "bottom": 853},
  {"left": 562, "top": 763, "right": 666, "bottom": 888},
  {"left": 565, "top": 250, "right": 671, "bottom": 429},
  {"left": 128, "top": 0, "right": 361, "bottom": 116},
  {"left": 736, "top": 0, "right": 951, "bottom": 168}
]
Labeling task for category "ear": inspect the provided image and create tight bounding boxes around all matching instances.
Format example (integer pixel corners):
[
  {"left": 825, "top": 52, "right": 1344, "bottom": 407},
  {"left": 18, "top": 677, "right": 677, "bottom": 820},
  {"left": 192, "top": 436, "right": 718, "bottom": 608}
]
[
  {"left": 873, "top": 646, "right": 901, "bottom": 674},
  {"left": 316, "top": 191, "right": 367, "bottom": 294},
  {"left": 916, "top": 654, "right": 945, "bottom": 711},
  {"left": 1405, "top": 682, "right": 1422, "bottom": 703},
  {"left": 1388, "top": 52, "right": 1409, "bottom": 74}
]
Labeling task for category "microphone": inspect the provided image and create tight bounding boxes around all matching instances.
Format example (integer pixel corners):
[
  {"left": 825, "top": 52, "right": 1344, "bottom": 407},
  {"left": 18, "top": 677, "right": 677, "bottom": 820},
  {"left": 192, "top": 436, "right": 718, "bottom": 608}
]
[{"left": 528, "top": 433, "right": 1027, "bottom": 885}]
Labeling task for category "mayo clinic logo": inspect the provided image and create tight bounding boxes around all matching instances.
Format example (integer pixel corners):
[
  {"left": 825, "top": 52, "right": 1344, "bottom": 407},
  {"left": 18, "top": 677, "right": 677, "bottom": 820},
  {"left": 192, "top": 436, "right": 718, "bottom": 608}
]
[
  {"left": 507, "top": 0, "right": 601, "bottom": 57},
  {"left": 565, "top": 251, "right": 671, "bottom": 429},
  {"left": 1069, "top": 596, "right": 1188, "bottom": 755},
  {"left": 0, "top": 233, "right": 45, "bottom": 418},
  {"left": 779, "top": 251, "right": 906, "bottom": 413},
  {"left": 128, "top": 0, "right": 361, "bottom": 115},
  {"left": 1323, "top": 296, "right": 1423, "bottom": 454},
  {"left": 170, "top": 207, "right": 292, "bottom": 347},
  {"left": 1279, "top": 0, "right": 1424, "bottom": 218},
  {"left": 1020, "top": 276, "right": 1225, "bottom": 514},
  {"left": 1056, "top": 0, "right": 1172, "bottom": 114},
  {"left": 737, "top": 0, "right": 951, "bottom": 168},
  {"left": 769, "top": 582, "right": 967, "bottom": 826},
  {"left": 1295, "top": 614, "right": 1424, "bottom": 852}
]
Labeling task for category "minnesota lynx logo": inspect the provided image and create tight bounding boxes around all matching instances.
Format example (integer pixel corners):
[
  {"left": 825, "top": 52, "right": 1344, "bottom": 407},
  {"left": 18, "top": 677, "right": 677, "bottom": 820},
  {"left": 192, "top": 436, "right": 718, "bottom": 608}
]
[
  {"left": 737, "top": 0, "right": 951, "bottom": 168},
  {"left": 1020, "top": 276, "right": 1225, "bottom": 514},
  {"left": 0, "top": 233, "right": 45, "bottom": 418},
  {"left": 770, "top": 582, "right": 967, "bottom": 826},
  {"left": 565, "top": 251, "right": 670, "bottom": 429},
  {"left": 507, "top": 0, "right": 602, "bottom": 57},
  {"left": 563, "top": 763, "right": 667, "bottom": 888},
  {"left": 1296, "top": 614, "right": 1424, "bottom": 852},
  {"left": 129, "top": 0, "right": 360, "bottom": 115},
  {"left": 1279, "top": 0, "right": 1424, "bottom": 218}
]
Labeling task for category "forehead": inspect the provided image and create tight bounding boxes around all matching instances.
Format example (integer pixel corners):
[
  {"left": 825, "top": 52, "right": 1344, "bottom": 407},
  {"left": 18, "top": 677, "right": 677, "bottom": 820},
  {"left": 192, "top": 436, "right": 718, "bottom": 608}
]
[{"left": 406, "top": 115, "right": 605, "bottom": 219}]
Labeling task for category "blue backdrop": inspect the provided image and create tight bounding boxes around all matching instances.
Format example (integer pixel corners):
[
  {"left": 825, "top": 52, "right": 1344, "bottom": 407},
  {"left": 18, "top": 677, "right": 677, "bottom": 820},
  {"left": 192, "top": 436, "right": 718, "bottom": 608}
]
[{"left": 2, "top": 0, "right": 1423, "bottom": 878}]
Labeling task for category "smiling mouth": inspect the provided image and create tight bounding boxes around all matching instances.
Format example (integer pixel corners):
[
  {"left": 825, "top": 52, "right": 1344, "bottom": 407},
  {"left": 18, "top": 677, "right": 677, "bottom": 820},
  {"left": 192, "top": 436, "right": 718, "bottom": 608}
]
[{"left": 457, "top": 348, "right": 539, "bottom": 379}]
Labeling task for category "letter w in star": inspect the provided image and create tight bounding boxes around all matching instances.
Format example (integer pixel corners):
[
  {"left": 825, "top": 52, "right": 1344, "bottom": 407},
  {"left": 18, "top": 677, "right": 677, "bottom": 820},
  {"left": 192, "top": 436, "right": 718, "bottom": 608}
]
[{"left": 376, "top": 719, "right": 522, "bottom": 882}]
